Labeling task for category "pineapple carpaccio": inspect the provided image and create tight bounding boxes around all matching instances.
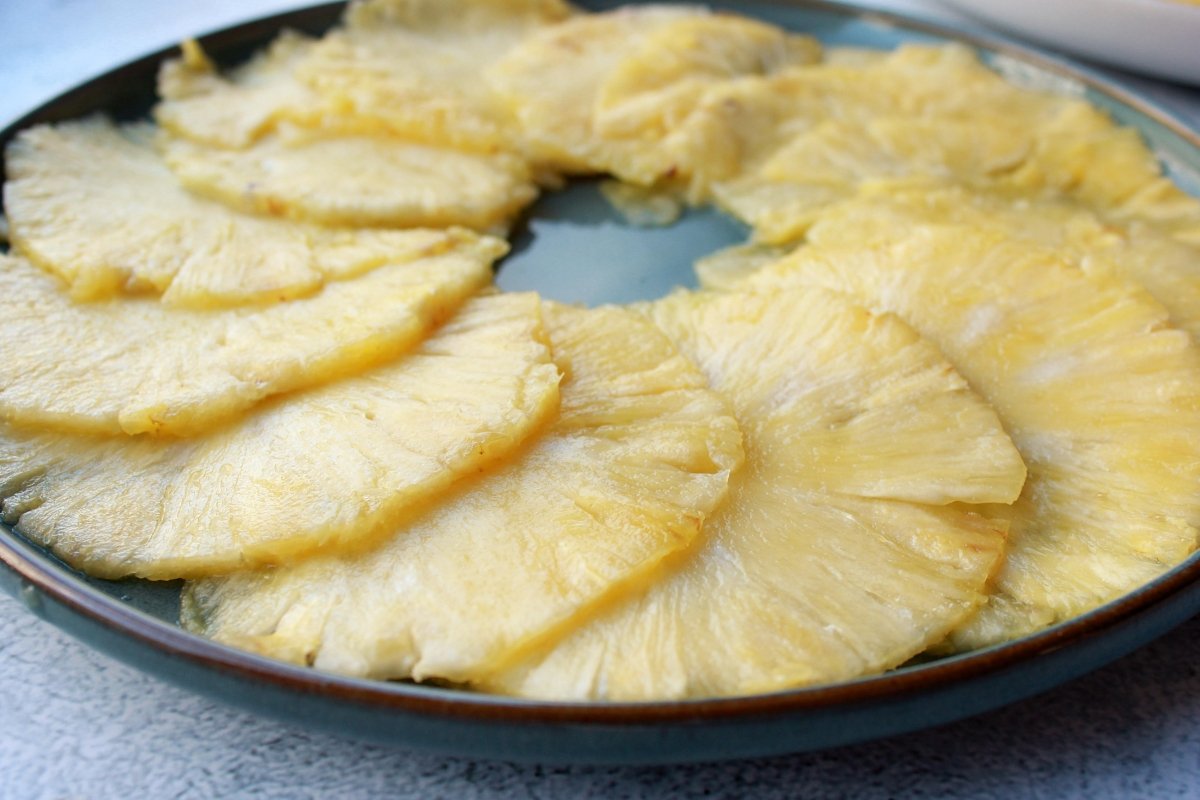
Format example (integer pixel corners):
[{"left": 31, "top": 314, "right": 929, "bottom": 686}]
[
  {"left": 0, "top": 293, "right": 559, "bottom": 579},
  {"left": 485, "top": 289, "right": 1021, "bottom": 700},
  {"left": 162, "top": 129, "right": 537, "bottom": 232},
  {"left": 0, "top": 240, "right": 495, "bottom": 436},
  {"left": 3, "top": 0, "right": 1200, "bottom": 701},
  {"left": 487, "top": 7, "right": 821, "bottom": 184},
  {"left": 746, "top": 225, "right": 1200, "bottom": 650},
  {"left": 4, "top": 118, "right": 498, "bottom": 307},
  {"left": 183, "top": 303, "right": 743, "bottom": 683}
]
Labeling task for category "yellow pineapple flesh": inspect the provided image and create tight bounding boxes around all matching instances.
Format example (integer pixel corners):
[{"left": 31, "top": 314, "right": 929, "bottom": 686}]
[
  {"left": 1006, "top": 102, "right": 1200, "bottom": 246},
  {"left": 669, "top": 43, "right": 1200, "bottom": 246},
  {"left": 799, "top": 183, "right": 1200, "bottom": 340},
  {"left": 693, "top": 241, "right": 800, "bottom": 290},
  {"left": 0, "top": 235, "right": 494, "bottom": 436},
  {"left": 664, "top": 44, "right": 1064, "bottom": 241},
  {"left": 292, "top": 0, "right": 571, "bottom": 152},
  {"left": 0, "top": 293, "right": 558, "bottom": 580},
  {"left": 4, "top": 118, "right": 481, "bottom": 308},
  {"left": 747, "top": 225, "right": 1200, "bottom": 650},
  {"left": 485, "top": 289, "right": 1021, "bottom": 700},
  {"left": 156, "top": 33, "right": 324, "bottom": 149},
  {"left": 487, "top": 8, "right": 818, "bottom": 184},
  {"left": 182, "top": 303, "right": 743, "bottom": 683},
  {"left": 162, "top": 127, "right": 537, "bottom": 231}
]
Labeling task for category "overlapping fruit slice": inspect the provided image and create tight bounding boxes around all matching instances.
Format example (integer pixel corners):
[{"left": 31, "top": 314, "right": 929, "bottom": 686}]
[
  {"left": 1005, "top": 102, "right": 1200, "bottom": 247},
  {"left": 162, "top": 128, "right": 536, "bottom": 231},
  {"left": 182, "top": 303, "right": 743, "bottom": 684},
  {"left": 664, "top": 44, "right": 1064, "bottom": 242},
  {"left": 746, "top": 225, "right": 1200, "bottom": 650},
  {"left": 798, "top": 183, "right": 1200, "bottom": 339},
  {"left": 0, "top": 233, "right": 495, "bottom": 436},
  {"left": 669, "top": 43, "right": 1200, "bottom": 246},
  {"left": 5, "top": 118, "right": 489, "bottom": 307},
  {"left": 487, "top": 7, "right": 819, "bottom": 183},
  {"left": 156, "top": 32, "right": 323, "bottom": 149},
  {"left": 154, "top": 1, "right": 552, "bottom": 231},
  {"left": 485, "top": 289, "right": 1023, "bottom": 700},
  {"left": 0, "top": 293, "right": 558, "bottom": 579},
  {"left": 293, "top": 0, "right": 571, "bottom": 151}
]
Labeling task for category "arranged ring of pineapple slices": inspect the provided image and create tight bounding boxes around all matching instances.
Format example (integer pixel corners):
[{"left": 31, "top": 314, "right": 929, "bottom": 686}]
[
  {"left": 486, "top": 7, "right": 820, "bottom": 184},
  {"left": 4, "top": 118, "right": 497, "bottom": 308},
  {"left": 0, "top": 236, "right": 495, "bottom": 437},
  {"left": 745, "top": 225, "right": 1200, "bottom": 651},
  {"left": 483, "top": 289, "right": 1024, "bottom": 700},
  {"left": 162, "top": 128, "right": 537, "bottom": 232},
  {"left": 0, "top": 293, "right": 559, "bottom": 580},
  {"left": 181, "top": 302, "right": 743, "bottom": 684},
  {"left": 3, "top": 0, "right": 1198, "bottom": 706},
  {"left": 794, "top": 182, "right": 1200, "bottom": 340}
]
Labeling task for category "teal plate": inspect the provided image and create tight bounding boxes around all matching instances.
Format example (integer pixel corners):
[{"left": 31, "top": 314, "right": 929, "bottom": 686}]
[{"left": 2, "top": 0, "right": 1200, "bottom": 765}]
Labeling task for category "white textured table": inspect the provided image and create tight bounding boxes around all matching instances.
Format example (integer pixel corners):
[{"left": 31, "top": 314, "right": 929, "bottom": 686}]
[{"left": 3, "top": 2, "right": 1200, "bottom": 798}]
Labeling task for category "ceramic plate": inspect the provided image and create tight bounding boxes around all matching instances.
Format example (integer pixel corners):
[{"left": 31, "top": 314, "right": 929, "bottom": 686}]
[
  {"left": 937, "top": 0, "right": 1200, "bottom": 85},
  {"left": 2, "top": 0, "right": 1200, "bottom": 765}
]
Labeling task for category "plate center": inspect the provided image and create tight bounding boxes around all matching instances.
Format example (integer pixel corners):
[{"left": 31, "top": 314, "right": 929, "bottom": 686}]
[{"left": 495, "top": 179, "right": 748, "bottom": 307}]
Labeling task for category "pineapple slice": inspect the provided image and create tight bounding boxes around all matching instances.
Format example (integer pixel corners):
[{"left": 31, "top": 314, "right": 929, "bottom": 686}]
[
  {"left": 665, "top": 44, "right": 1063, "bottom": 241},
  {"left": 746, "top": 226, "right": 1200, "bottom": 649},
  {"left": 486, "top": 289, "right": 1022, "bottom": 700},
  {"left": 162, "top": 127, "right": 536, "bottom": 231},
  {"left": 291, "top": 0, "right": 572, "bottom": 152},
  {"left": 693, "top": 241, "right": 791, "bottom": 290},
  {"left": 0, "top": 236, "right": 494, "bottom": 436},
  {"left": 156, "top": 0, "right": 570, "bottom": 152},
  {"left": 182, "top": 303, "right": 743, "bottom": 683},
  {"left": 1006, "top": 102, "right": 1200, "bottom": 246},
  {"left": 156, "top": 32, "right": 324, "bottom": 149},
  {"left": 0, "top": 293, "right": 559, "bottom": 579},
  {"left": 4, "top": 118, "right": 478, "bottom": 307},
  {"left": 801, "top": 183, "right": 1200, "bottom": 339},
  {"left": 487, "top": 8, "right": 819, "bottom": 183},
  {"left": 671, "top": 44, "right": 1198, "bottom": 245}
]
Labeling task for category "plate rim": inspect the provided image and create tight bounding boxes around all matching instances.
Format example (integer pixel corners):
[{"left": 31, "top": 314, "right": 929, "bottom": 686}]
[{"left": 2, "top": 0, "right": 1200, "bottom": 746}]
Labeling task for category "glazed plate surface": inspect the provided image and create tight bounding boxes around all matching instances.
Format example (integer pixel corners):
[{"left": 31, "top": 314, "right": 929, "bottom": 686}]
[{"left": 2, "top": 0, "right": 1200, "bottom": 765}]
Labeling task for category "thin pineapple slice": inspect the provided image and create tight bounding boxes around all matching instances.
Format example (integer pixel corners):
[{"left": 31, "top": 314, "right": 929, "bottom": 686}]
[
  {"left": 693, "top": 241, "right": 792, "bottom": 290},
  {"left": 292, "top": 0, "right": 572, "bottom": 152},
  {"left": 0, "top": 237, "right": 494, "bottom": 436},
  {"left": 486, "top": 289, "right": 1021, "bottom": 700},
  {"left": 665, "top": 44, "right": 1063, "bottom": 241},
  {"left": 747, "top": 226, "right": 1200, "bottom": 650},
  {"left": 1006, "top": 102, "right": 1200, "bottom": 246},
  {"left": 182, "top": 303, "right": 743, "bottom": 683},
  {"left": 488, "top": 6, "right": 700, "bottom": 175},
  {"left": 673, "top": 45, "right": 1198, "bottom": 245},
  {"left": 156, "top": 33, "right": 325, "bottom": 149},
  {"left": 162, "top": 127, "right": 536, "bottom": 231},
  {"left": 0, "top": 293, "right": 559, "bottom": 579},
  {"left": 4, "top": 118, "right": 476, "bottom": 307},
  {"left": 487, "top": 8, "right": 818, "bottom": 183},
  {"left": 801, "top": 183, "right": 1200, "bottom": 339}
]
